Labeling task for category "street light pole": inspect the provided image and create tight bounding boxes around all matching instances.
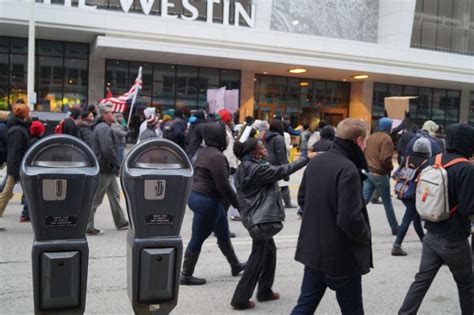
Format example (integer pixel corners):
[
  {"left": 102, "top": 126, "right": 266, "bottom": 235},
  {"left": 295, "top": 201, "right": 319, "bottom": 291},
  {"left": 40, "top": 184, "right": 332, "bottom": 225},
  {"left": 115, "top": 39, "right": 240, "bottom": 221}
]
[{"left": 27, "top": 0, "right": 36, "bottom": 110}]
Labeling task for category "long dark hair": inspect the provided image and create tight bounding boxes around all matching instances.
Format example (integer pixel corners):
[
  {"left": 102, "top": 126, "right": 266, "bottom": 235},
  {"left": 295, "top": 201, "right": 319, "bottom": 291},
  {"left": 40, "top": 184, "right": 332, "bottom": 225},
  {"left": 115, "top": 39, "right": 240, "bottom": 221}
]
[{"left": 269, "top": 119, "right": 284, "bottom": 135}]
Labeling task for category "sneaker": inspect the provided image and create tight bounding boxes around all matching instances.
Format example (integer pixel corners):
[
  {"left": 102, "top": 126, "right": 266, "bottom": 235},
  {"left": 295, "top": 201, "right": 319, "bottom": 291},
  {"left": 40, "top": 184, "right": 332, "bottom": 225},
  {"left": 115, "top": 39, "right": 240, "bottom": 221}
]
[
  {"left": 86, "top": 228, "right": 104, "bottom": 236},
  {"left": 230, "top": 216, "right": 241, "bottom": 221},
  {"left": 19, "top": 215, "right": 30, "bottom": 223},
  {"left": 285, "top": 203, "right": 298, "bottom": 209},
  {"left": 391, "top": 244, "right": 407, "bottom": 256},
  {"left": 117, "top": 221, "right": 129, "bottom": 231},
  {"left": 371, "top": 198, "right": 383, "bottom": 204}
]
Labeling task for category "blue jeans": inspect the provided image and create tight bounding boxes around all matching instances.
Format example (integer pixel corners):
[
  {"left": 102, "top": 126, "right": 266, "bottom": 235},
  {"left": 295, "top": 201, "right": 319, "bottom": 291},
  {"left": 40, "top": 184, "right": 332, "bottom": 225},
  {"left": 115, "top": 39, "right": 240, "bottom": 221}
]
[
  {"left": 187, "top": 191, "right": 229, "bottom": 252},
  {"left": 362, "top": 172, "right": 398, "bottom": 231},
  {"left": 292, "top": 267, "right": 364, "bottom": 315},
  {"left": 301, "top": 148, "right": 308, "bottom": 158},
  {"left": 395, "top": 199, "right": 424, "bottom": 246},
  {"left": 21, "top": 198, "right": 29, "bottom": 218}
]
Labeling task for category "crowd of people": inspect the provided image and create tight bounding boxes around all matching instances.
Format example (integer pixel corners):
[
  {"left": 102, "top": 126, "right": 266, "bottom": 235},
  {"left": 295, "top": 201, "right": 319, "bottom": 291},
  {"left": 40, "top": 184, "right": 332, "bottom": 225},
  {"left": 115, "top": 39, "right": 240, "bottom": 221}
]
[{"left": 0, "top": 99, "right": 473, "bottom": 313}]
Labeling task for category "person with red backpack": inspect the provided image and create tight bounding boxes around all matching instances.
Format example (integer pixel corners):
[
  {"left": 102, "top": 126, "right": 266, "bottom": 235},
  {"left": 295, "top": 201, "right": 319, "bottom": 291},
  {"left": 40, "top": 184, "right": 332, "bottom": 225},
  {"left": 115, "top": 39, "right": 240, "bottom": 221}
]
[
  {"left": 399, "top": 123, "right": 474, "bottom": 315},
  {"left": 391, "top": 137, "right": 431, "bottom": 256}
]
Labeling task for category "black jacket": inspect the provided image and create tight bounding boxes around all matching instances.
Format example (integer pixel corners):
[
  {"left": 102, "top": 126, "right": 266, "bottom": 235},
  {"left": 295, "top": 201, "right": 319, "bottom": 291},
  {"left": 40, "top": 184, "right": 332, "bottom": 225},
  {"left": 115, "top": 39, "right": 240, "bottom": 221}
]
[
  {"left": 90, "top": 118, "right": 121, "bottom": 175},
  {"left": 186, "top": 121, "right": 206, "bottom": 158},
  {"left": 7, "top": 116, "right": 30, "bottom": 181},
  {"left": 264, "top": 130, "right": 288, "bottom": 166},
  {"left": 192, "top": 123, "right": 238, "bottom": 208},
  {"left": 77, "top": 121, "right": 92, "bottom": 146},
  {"left": 424, "top": 124, "right": 474, "bottom": 240},
  {"left": 235, "top": 156, "right": 308, "bottom": 236},
  {"left": 63, "top": 117, "right": 78, "bottom": 137},
  {"left": 296, "top": 139, "right": 372, "bottom": 277}
]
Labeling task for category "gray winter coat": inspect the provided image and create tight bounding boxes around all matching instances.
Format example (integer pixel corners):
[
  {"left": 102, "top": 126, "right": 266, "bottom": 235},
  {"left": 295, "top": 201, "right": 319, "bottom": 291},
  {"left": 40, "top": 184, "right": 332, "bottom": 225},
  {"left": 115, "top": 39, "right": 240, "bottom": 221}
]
[{"left": 91, "top": 119, "right": 121, "bottom": 174}]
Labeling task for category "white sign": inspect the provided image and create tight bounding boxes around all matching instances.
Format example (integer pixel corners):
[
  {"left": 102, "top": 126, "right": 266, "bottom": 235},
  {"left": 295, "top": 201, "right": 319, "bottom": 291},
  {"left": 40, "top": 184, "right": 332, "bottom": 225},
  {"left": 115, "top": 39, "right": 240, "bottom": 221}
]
[{"left": 40, "top": 0, "right": 255, "bottom": 28}]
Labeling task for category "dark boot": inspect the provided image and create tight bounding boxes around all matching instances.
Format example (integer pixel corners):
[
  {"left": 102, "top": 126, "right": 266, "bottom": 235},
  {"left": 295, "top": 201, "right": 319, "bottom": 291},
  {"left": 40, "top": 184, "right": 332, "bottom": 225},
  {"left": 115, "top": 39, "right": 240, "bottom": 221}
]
[
  {"left": 281, "top": 188, "right": 297, "bottom": 208},
  {"left": 180, "top": 249, "right": 206, "bottom": 285},
  {"left": 217, "top": 240, "right": 246, "bottom": 276}
]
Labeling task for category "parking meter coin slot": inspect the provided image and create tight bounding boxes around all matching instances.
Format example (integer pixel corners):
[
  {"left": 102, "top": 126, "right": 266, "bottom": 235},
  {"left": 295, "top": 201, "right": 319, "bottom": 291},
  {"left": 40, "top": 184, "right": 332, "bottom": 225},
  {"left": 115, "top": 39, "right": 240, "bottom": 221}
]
[
  {"left": 40, "top": 251, "right": 81, "bottom": 310},
  {"left": 138, "top": 248, "right": 176, "bottom": 304}
]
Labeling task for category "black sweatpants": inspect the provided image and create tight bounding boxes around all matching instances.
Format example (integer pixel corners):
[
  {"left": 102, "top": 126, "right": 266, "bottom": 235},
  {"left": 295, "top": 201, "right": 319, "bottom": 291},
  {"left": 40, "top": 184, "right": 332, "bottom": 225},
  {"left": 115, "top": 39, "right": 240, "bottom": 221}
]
[{"left": 231, "top": 238, "right": 276, "bottom": 307}]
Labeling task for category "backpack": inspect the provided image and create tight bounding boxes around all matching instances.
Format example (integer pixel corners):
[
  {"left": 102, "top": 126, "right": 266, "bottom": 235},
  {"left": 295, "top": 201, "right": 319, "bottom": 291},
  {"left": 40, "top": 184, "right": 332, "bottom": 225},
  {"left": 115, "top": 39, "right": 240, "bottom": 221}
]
[
  {"left": 416, "top": 154, "right": 469, "bottom": 222},
  {"left": 162, "top": 120, "right": 181, "bottom": 143},
  {"left": 55, "top": 119, "right": 65, "bottom": 134},
  {"left": 394, "top": 156, "right": 426, "bottom": 200}
]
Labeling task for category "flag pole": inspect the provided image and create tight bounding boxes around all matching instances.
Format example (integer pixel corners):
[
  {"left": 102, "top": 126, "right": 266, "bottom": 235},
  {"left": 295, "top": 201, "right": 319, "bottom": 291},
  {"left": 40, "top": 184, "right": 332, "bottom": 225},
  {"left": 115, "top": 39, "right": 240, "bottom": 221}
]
[{"left": 127, "top": 66, "right": 142, "bottom": 128}]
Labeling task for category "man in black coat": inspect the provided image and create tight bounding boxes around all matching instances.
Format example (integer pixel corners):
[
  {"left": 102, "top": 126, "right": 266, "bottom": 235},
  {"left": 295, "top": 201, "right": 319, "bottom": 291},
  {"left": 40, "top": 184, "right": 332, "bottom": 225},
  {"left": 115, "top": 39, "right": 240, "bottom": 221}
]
[
  {"left": 292, "top": 118, "right": 372, "bottom": 315},
  {"left": 399, "top": 124, "right": 474, "bottom": 315}
]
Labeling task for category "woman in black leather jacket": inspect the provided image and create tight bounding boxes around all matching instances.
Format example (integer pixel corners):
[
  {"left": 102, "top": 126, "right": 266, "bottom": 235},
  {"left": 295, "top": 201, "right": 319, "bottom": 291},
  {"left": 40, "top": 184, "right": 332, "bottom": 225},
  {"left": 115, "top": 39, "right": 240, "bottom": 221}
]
[{"left": 230, "top": 136, "right": 316, "bottom": 310}]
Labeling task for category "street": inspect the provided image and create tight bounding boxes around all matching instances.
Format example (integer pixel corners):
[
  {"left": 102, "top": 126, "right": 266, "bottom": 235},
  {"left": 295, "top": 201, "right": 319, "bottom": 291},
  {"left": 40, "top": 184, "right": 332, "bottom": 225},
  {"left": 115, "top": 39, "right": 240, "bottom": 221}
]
[{"left": 0, "top": 168, "right": 467, "bottom": 314}]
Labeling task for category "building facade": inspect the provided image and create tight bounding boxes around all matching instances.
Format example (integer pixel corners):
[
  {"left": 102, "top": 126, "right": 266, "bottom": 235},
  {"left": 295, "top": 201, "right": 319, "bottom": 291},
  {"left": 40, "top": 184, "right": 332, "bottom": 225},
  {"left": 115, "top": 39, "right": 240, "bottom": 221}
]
[{"left": 1, "top": 0, "right": 473, "bottom": 127}]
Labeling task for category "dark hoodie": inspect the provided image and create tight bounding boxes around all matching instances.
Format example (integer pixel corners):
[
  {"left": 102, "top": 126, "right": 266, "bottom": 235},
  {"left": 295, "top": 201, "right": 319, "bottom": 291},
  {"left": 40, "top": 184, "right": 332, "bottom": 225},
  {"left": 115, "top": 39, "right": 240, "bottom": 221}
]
[
  {"left": 424, "top": 124, "right": 474, "bottom": 240},
  {"left": 192, "top": 123, "right": 238, "bottom": 208},
  {"left": 264, "top": 124, "right": 288, "bottom": 167},
  {"left": 7, "top": 115, "right": 30, "bottom": 180}
]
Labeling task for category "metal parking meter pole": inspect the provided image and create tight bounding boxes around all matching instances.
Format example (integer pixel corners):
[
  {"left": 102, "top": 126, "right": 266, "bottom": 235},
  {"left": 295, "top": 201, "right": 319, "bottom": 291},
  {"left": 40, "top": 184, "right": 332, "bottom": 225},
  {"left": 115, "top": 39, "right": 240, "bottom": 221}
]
[
  {"left": 121, "top": 139, "right": 193, "bottom": 315},
  {"left": 20, "top": 135, "right": 100, "bottom": 315}
]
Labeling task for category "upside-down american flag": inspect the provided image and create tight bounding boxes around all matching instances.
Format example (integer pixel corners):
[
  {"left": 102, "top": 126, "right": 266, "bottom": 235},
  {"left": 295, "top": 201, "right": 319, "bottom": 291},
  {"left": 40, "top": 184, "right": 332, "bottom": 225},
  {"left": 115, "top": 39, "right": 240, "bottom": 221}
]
[{"left": 100, "top": 67, "right": 143, "bottom": 113}]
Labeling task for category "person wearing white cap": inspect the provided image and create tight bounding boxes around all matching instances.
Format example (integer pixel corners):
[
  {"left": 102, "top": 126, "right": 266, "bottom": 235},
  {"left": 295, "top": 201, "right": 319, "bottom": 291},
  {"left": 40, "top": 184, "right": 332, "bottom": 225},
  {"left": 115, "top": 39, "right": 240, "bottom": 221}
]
[
  {"left": 138, "top": 114, "right": 160, "bottom": 142},
  {"left": 139, "top": 107, "right": 162, "bottom": 141}
]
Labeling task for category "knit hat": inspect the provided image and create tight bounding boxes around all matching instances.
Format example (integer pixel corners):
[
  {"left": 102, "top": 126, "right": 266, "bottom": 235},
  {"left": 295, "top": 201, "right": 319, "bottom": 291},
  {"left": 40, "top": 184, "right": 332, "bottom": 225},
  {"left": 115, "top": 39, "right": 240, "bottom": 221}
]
[
  {"left": 13, "top": 104, "right": 30, "bottom": 120},
  {"left": 146, "top": 114, "right": 159, "bottom": 127},
  {"left": 422, "top": 120, "right": 439, "bottom": 137},
  {"left": 218, "top": 109, "right": 233, "bottom": 123},
  {"left": 30, "top": 120, "right": 46, "bottom": 137},
  {"left": 162, "top": 115, "right": 172, "bottom": 122},
  {"left": 412, "top": 137, "right": 432, "bottom": 157},
  {"left": 376, "top": 117, "right": 393, "bottom": 132},
  {"left": 144, "top": 107, "right": 156, "bottom": 118}
]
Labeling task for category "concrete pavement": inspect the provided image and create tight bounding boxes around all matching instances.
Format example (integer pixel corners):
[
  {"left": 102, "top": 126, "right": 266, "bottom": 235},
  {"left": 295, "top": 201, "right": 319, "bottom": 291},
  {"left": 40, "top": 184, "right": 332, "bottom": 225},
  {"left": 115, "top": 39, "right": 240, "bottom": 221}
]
[{"left": 0, "top": 167, "right": 470, "bottom": 314}]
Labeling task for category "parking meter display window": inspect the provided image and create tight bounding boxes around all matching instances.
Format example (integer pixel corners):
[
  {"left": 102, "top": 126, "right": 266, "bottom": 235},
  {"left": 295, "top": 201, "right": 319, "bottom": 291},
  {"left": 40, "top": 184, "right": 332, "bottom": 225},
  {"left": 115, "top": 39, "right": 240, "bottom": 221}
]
[
  {"left": 40, "top": 251, "right": 81, "bottom": 310},
  {"left": 30, "top": 144, "right": 92, "bottom": 168},
  {"left": 138, "top": 248, "right": 176, "bottom": 303},
  {"left": 133, "top": 147, "right": 185, "bottom": 169}
]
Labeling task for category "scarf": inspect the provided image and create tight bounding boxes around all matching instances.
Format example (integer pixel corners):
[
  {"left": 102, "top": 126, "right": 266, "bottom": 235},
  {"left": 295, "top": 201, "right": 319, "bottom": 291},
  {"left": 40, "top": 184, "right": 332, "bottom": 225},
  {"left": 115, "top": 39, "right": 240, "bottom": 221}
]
[{"left": 333, "top": 137, "right": 369, "bottom": 183}]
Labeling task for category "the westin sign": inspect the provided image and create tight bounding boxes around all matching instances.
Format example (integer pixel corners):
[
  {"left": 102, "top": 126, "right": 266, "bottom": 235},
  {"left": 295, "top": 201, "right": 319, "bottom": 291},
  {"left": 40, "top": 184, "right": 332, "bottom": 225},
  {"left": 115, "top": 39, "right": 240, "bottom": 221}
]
[{"left": 39, "top": 0, "right": 256, "bottom": 28}]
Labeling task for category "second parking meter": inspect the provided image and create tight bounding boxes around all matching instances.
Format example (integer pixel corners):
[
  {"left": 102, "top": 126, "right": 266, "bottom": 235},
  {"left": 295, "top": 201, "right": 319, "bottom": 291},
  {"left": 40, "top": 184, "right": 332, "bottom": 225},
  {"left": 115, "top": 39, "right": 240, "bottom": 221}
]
[
  {"left": 121, "top": 138, "right": 193, "bottom": 314},
  {"left": 20, "top": 135, "right": 99, "bottom": 314}
]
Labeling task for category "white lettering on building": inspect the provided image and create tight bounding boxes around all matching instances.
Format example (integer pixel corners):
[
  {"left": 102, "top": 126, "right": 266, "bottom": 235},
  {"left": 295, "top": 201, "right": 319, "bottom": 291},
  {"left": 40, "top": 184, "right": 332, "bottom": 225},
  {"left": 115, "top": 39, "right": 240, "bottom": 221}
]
[{"left": 39, "top": 0, "right": 255, "bottom": 28}]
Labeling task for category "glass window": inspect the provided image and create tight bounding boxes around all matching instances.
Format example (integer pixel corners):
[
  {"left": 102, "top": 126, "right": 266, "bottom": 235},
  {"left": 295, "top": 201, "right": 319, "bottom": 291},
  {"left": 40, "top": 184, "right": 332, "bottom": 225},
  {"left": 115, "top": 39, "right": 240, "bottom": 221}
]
[
  {"left": 199, "top": 68, "right": 219, "bottom": 90},
  {"left": 10, "top": 55, "right": 27, "bottom": 74},
  {"left": 313, "top": 80, "right": 325, "bottom": 106},
  {"left": 325, "top": 81, "right": 337, "bottom": 107},
  {"left": 10, "top": 38, "right": 27, "bottom": 54},
  {"left": 65, "top": 43, "right": 88, "bottom": 59},
  {"left": 64, "top": 58, "right": 88, "bottom": 92},
  {"left": 287, "top": 78, "right": 299, "bottom": 106},
  {"left": 0, "top": 37, "right": 8, "bottom": 53},
  {"left": 176, "top": 65, "right": 198, "bottom": 98},
  {"left": 372, "top": 83, "right": 388, "bottom": 118},
  {"left": 423, "top": 0, "right": 439, "bottom": 15},
  {"left": 0, "top": 54, "right": 8, "bottom": 87},
  {"left": 38, "top": 40, "right": 64, "bottom": 57},
  {"left": 336, "top": 82, "right": 350, "bottom": 108},
  {"left": 300, "top": 80, "right": 313, "bottom": 107},
  {"left": 220, "top": 69, "right": 240, "bottom": 89}
]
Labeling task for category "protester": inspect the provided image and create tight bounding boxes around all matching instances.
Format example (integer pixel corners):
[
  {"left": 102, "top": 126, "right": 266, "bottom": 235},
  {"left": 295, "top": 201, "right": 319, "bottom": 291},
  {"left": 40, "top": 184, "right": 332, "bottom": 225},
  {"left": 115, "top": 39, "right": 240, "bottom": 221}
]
[
  {"left": 77, "top": 111, "right": 94, "bottom": 146},
  {"left": 292, "top": 118, "right": 372, "bottom": 315},
  {"left": 20, "top": 120, "right": 45, "bottom": 222},
  {"left": 185, "top": 109, "right": 207, "bottom": 158},
  {"left": 0, "top": 103, "right": 31, "bottom": 223},
  {"left": 180, "top": 123, "right": 245, "bottom": 286},
  {"left": 391, "top": 137, "right": 430, "bottom": 256},
  {"left": 163, "top": 108, "right": 187, "bottom": 148},
  {"left": 86, "top": 103, "right": 128, "bottom": 236},
  {"left": 138, "top": 114, "right": 159, "bottom": 142},
  {"left": 111, "top": 112, "right": 130, "bottom": 161},
  {"left": 230, "top": 135, "right": 316, "bottom": 310},
  {"left": 264, "top": 120, "right": 297, "bottom": 208},
  {"left": 405, "top": 120, "right": 443, "bottom": 157},
  {"left": 399, "top": 124, "right": 474, "bottom": 315},
  {"left": 362, "top": 117, "right": 399, "bottom": 235},
  {"left": 299, "top": 124, "right": 311, "bottom": 157},
  {"left": 312, "top": 125, "right": 335, "bottom": 152},
  {"left": 63, "top": 106, "right": 81, "bottom": 137},
  {"left": 139, "top": 107, "right": 156, "bottom": 135}
]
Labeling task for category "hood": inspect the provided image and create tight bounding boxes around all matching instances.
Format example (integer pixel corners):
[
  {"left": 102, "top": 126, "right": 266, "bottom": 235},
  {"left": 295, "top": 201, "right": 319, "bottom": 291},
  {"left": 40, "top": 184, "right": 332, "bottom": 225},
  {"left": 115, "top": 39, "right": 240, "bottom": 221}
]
[
  {"left": 446, "top": 123, "right": 474, "bottom": 158},
  {"left": 202, "top": 122, "right": 227, "bottom": 151},
  {"left": 376, "top": 117, "right": 393, "bottom": 132},
  {"left": 264, "top": 130, "right": 281, "bottom": 142},
  {"left": 7, "top": 114, "right": 29, "bottom": 129},
  {"left": 422, "top": 120, "right": 439, "bottom": 137}
]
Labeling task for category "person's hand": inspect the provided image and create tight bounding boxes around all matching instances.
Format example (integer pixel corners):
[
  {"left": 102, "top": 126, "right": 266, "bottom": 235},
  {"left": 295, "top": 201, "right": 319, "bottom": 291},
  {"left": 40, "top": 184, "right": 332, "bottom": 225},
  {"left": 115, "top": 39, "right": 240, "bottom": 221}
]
[{"left": 307, "top": 152, "right": 318, "bottom": 160}]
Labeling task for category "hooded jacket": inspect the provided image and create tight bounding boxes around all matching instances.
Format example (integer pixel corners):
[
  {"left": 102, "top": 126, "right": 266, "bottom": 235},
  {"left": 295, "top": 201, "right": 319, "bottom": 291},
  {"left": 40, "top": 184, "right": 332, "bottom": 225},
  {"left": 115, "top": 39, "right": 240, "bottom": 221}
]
[
  {"left": 364, "top": 131, "right": 394, "bottom": 175},
  {"left": 6, "top": 115, "right": 30, "bottom": 180},
  {"left": 76, "top": 120, "right": 92, "bottom": 146},
  {"left": 192, "top": 123, "right": 238, "bottom": 208},
  {"left": 264, "top": 130, "right": 288, "bottom": 166},
  {"left": 424, "top": 124, "right": 474, "bottom": 240}
]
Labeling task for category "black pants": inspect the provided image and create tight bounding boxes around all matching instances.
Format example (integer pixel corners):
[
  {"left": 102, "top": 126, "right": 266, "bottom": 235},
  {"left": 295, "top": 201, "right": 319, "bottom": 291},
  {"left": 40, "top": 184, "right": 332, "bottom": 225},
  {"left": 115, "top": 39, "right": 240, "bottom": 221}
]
[
  {"left": 399, "top": 232, "right": 472, "bottom": 315},
  {"left": 291, "top": 267, "right": 363, "bottom": 315},
  {"left": 231, "top": 238, "right": 276, "bottom": 307}
]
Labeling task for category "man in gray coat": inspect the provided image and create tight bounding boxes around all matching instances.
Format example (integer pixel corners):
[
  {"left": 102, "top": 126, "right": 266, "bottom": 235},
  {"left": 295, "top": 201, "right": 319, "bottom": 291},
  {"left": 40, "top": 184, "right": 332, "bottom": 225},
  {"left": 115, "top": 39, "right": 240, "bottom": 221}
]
[{"left": 86, "top": 103, "right": 128, "bottom": 235}]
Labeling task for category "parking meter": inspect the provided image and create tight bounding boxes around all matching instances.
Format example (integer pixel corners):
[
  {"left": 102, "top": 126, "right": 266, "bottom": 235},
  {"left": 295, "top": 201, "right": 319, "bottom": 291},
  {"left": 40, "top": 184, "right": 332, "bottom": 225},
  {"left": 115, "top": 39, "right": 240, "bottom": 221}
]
[
  {"left": 20, "top": 135, "right": 99, "bottom": 314},
  {"left": 121, "top": 138, "right": 193, "bottom": 314}
]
